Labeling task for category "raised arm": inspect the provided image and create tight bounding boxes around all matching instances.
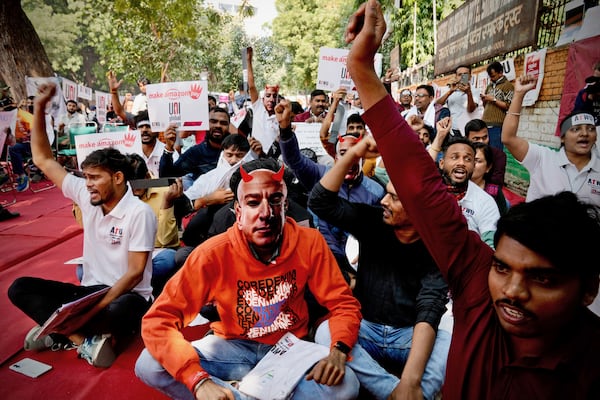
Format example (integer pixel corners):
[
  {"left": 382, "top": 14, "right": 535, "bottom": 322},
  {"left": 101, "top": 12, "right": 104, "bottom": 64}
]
[
  {"left": 31, "top": 83, "right": 68, "bottom": 189},
  {"left": 501, "top": 75, "right": 537, "bottom": 162},
  {"left": 246, "top": 47, "right": 258, "bottom": 104},
  {"left": 107, "top": 71, "right": 126, "bottom": 122}
]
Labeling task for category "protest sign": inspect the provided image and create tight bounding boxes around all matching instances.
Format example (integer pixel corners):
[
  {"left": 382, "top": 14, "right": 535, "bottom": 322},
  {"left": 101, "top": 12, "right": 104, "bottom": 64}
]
[
  {"left": 26, "top": 76, "right": 65, "bottom": 122},
  {"left": 293, "top": 123, "right": 327, "bottom": 156},
  {"left": 78, "top": 84, "right": 92, "bottom": 101},
  {"left": 146, "top": 81, "right": 209, "bottom": 132},
  {"left": 316, "top": 47, "right": 382, "bottom": 92},
  {"left": 95, "top": 91, "right": 110, "bottom": 123},
  {"left": 62, "top": 78, "right": 77, "bottom": 101},
  {"left": 522, "top": 48, "right": 547, "bottom": 107},
  {"left": 74, "top": 130, "right": 142, "bottom": 169}
]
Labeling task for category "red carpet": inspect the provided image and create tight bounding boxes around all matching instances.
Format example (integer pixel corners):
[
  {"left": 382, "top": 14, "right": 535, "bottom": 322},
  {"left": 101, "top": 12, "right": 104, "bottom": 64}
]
[{"left": 0, "top": 185, "right": 209, "bottom": 400}]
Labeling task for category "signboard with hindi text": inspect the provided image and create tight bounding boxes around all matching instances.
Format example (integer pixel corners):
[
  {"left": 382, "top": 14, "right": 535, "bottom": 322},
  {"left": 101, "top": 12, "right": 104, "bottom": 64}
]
[
  {"left": 317, "top": 47, "right": 383, "bottom": 92},
  {"left": 146, "top": 81, "right": 209, "bottom": 132},
  {"left": 74, "top": 130, "right": 142, "bottom": 169},
  {"left": 435, "top": 0, "right": 539, "bottom": 75}
]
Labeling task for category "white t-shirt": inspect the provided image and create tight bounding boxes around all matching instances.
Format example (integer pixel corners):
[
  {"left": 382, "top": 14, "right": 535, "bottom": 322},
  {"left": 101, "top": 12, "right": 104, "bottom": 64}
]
[
  {"left": 142, "top": 140, "right": 178, "bottom": 178},
  {"left": 131, "top": 93, "right": 147, "bottom": 116},
  {"left": 521, "top": 144, "right": 600, "bottom": 206},
  {"left": 63, "top": 174, "right": 157, "bottom": 300},
  {"left": 446, "top": 90, "right": 481, "bottom": 135},
  {"left": 251, "top": 98, "right": 279, "bottom": 152},
  {"left": 459, "top": 180, "right": 500, "bottom": 237}
]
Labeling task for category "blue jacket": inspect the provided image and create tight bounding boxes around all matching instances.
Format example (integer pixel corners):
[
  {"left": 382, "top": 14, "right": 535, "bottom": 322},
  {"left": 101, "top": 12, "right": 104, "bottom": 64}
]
[{"left": 280, "top": 129, "right": 384, "bottom": 256}]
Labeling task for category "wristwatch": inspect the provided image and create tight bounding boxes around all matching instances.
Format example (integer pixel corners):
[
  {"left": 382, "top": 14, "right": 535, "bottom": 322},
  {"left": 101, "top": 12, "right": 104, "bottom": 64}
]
[{"left": 334, "top": 341, "right": 351, "bottom": 355}]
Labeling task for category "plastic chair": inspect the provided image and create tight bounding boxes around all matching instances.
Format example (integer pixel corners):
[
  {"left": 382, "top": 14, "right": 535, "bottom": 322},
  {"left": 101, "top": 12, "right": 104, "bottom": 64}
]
[{"left": 101, "top": 123, "right": 129, "bottom": 133}]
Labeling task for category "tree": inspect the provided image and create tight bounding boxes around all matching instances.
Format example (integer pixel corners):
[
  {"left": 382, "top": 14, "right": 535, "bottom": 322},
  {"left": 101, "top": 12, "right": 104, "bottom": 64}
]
[
  {"left": 272, "top": 0, "right": 349, "bottom": 92},
  {"left": 0, "top": 0, "right": 54, "bottom": 102}
]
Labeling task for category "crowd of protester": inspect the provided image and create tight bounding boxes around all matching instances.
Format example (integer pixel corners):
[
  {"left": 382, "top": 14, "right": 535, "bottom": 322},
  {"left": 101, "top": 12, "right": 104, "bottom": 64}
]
[{"left": 4, "top": 1, "right": 600, "bottom": 399}]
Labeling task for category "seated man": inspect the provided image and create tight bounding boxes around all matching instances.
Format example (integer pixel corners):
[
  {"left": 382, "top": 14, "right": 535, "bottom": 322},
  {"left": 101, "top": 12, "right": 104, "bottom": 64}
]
[
  {"left": 8, "top": 83, "right": 156, "bottom": 368},
  {"left": 345, "top": 3, "right": 600, "bottom": 398},
  {"left": 280, "top": 103, "right": 384, "bottom": 281},
  {"left": 309, "top": 136, "right": 451, "bottom": 400},
  {"left": 135, "top": 158, "right": 362, "bottom": 399}
]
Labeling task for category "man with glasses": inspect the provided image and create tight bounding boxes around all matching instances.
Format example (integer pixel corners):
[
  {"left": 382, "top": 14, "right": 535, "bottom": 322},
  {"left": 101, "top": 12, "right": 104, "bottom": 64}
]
[{"left": 403, "top": 85, "right": 450, "bottom": 139}]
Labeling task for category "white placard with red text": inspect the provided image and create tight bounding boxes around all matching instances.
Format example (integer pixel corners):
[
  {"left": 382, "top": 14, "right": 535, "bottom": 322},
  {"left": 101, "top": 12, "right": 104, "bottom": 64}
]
[
  {"left": 74, "top": 130, "right": 142, "bottom": 168},
  {"left": 95, "top": 91, "right": 110, "bottom": 124},
  {"left": 522, "top": 48, "right": 547, "bottom": 107},
  {"left": 316, "top": 47, "right": 383, "bottom": 92},
  {"left": 146, "top": 81, "right": 209, "bottom": 132},
  {"left": 62, "top": 78, "right": 78, "bottom": 101}
]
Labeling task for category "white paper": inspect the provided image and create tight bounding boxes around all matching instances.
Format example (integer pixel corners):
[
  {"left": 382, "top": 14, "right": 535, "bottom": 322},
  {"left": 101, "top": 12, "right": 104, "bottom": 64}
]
[
  {"left": 74, "top": 130, "right": 143, "bottom": 169},
  {"left": 293, "top": 123, "right": 327, "bottom": 156},
  {"left": 316, "top": 47, "right": 382, "bottom": 92},
  {"left": 238, "top": 333, "right": 329, "bottom": 400}
]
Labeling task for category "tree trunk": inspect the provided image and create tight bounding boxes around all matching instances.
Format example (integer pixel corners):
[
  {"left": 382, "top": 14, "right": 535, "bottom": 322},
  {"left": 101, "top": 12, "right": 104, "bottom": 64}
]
[{"left": 0, "top": 0, "right": 54, "bottom": 102}]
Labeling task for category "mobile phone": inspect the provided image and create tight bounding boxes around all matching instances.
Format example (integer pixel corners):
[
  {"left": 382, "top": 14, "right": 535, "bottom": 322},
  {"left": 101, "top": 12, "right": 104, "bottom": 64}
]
[
  {"left": 10, "top": 358, "right": 52, "bottom": 378},
  {"left": 460, "top": 74, "right": 469, "bottom": 85}
]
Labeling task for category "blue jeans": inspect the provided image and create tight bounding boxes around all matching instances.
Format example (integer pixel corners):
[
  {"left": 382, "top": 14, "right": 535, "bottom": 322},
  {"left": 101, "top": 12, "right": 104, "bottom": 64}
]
[
  {"left": 354, "top": 320, "right": 451, "bottom": 400},
  {"left": 135, "top": 329, "right": 360, "bottom": 400},
  {"left": 8, "top": 142, "right": 31, "bottom": 175},
  {"left": 315, "top": 320, "right": 400, "bottom": 400},
  {"left": 487, "top": 125, "right": 503, "bottom": 151}
]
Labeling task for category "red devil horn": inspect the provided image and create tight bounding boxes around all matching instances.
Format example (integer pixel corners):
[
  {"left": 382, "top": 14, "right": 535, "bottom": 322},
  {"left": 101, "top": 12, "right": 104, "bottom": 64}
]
[
  {"left": 240, "top": 165, "right": 253, "bottom": 182},
  {"left": 271, "top": 164, "right": 285, "bottom": 182}
]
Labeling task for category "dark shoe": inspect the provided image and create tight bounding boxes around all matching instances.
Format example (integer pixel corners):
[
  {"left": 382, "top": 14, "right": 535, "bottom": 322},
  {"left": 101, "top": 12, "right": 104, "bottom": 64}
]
[
  {"left": 0, "top": 207, "right": 19, "bottom": 221},
  {"left": 0, "top": 174, "right": 8, "bottom": 186}
]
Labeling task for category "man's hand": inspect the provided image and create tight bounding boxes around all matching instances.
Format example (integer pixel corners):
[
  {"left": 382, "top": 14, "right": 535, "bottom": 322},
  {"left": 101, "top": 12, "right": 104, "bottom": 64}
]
[
  {"left": 194, "top": 379, "right": 235, "bottom": 400},
  {"left": 436, "top": 116, "right": 452, "bottom": 139},
  {"left": 34, "top": 83, "right": 57, "bottom": 108},
  {"left": 406, "top": 115, "right": 424, "bottom": 132},
  {"left": 388, "top": 378, "right": 424, "bottom": 400},
  {"left": 351, "top": 135, "right": 379, "bottom": 160},
  {"left": 305, "top": 348, "right": 347, "bottom": 386},
  {"left": 248, "top": 136, "right": 264, "bottom": 156},
  {"left": 206, "top": 188, "right": 234, "bottom": 206},
  {"left": 163, "top": 178, "right": 183, "bottom": 209},
  {"left": 246, "top": 46, "right": 253, "bottom": 63},
  {"left": 275, "top": 99, "right": 292, "bottom": 129},
  {"left": 107, "top": 71, "right": 123, "bottom": 92},
  {"left": 333, "top": 87, "right": 347, "bottom": 102},
  {"left": 345, "top": 0, "right": 386, "bottom": 60},
  {"left": 514, "top": 75, "right": 537, "bottom": 94},
  {"left": 164, "top": 124, "right": 178, "bottom": 151}
]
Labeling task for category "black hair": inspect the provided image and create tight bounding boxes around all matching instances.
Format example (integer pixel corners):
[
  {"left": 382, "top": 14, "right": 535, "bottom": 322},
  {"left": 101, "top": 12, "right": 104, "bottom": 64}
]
[
  {"left": 310, "top": 89, "right": 326, "bottom": 99},
  {"left": 442, "top": 136, "right": 475, "bottom": 154},
  {"left": 456, "top": 65, "right": 471, "bottom": 73},
  {"left": 134, "top": 110, "right": 150, "bottom": 125},
  {"left": 495, "top": 191, "right": 600, "bottom": 277},
  {"left": 416, "top": 84, "right": 434, "bottom": 97},
  {"left": 472, "top": 142, "right": 494, "bottom": 181},
  {"left": 487, "top": 61, "right": 504, "bottom": 76},
  {"left": 137, "top": 77, "right": 151, "bottom": 85},
  {"left": 291, "top": 101, "right": 304, "bottom": 115},
  {"left": 66, "top": 99, "right": 78, "bottom": 106},
  {"left": 210, "top": 106, "right": 230, "bottom": 121},
  {"left": 81, "top": 148, "right": 134, "bottom": 181},
  {"left": 346, "top": 113, "right": 365, "bottom": 126},
  {"left": 208, "top": 95, "right": 217, "bottom": 103},
  {"left": 127, "top": 153, "right": 149, "bottom": 180},
  {"left": 464, "top": 119, "right": 488, "bottom": 138},
  {"left": 221, "top": 134, "right": 250, "bottom": 152}
]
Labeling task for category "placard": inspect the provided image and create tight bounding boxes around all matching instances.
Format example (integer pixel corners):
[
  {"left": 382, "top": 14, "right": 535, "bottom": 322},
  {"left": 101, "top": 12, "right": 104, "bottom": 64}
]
[
  {"left": 74, "top": 130, "right": 142, "bottom": 168},
  {"left": 522, "top": 48, "right": 547, "bottom": 107},
  {"left": 62, "top": 77, "right": 78, "bottom": 101},
  {"left": 316, "top": 47, "right": 382, "bottom": 92},
  {"left": 293, "top": 123, "right": 326, "bottom": 157},
  {"left": 146, "top": 81, "right": 209, "bottom": 132},
  {"left": 78, "top": 84, "right": 92, "bottom": 101}
]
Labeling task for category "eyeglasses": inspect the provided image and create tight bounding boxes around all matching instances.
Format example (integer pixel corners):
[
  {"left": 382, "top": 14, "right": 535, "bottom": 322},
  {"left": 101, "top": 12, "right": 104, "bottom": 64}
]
[{"left": 414, "top": 94, "right": 430, "bottom": 98}]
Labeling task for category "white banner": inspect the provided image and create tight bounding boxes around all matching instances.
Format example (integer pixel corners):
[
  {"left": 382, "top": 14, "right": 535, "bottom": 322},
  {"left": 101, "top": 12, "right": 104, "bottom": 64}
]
[
  {"left": 146, "top": 81, "right": 209, "bottom": 132},
  {"left": 74, "top": 130, "right": 142, "bottom": 169},
  {"left": 25, "top": 76, "right": 66, "bottom": 121},
  {"left": 95, "top": 91, "right": 110, "bottom": 124},
  {"left": 500, "top": 58, "right": 516, "bottom": 82},
  {"left": 61, "top": 78, "right": 78, "bottom": 101},
  {"left": 316, "top": 47, "right": 382, "bottom": 92},
  {"left": 293, "top": 122, "right": 326, "bottom": 156},
  {"left": 77, "top": 84, "right": 92, "bottom": 101},
  {"left": 522, "top": 48, "right": 547, "bottom": 107}
]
